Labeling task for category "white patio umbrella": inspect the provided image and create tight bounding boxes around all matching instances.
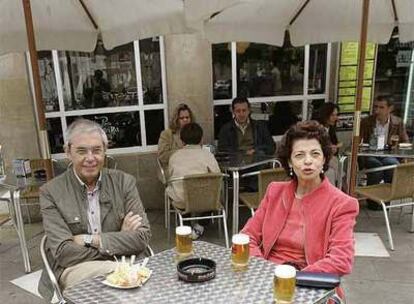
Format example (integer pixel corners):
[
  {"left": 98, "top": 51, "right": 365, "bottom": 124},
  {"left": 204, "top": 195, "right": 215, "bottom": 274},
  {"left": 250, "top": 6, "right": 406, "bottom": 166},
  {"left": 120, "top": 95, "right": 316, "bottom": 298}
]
[
  {"left": 0, "top": 0, "right": 191, "bottom": 55},
  {"left": 0, "top": 0, "right": 191, "bottom": 169},
  {"left": 185, "top": 0, "right": 414, "bottom": 194},
  {"left": 185, "top": 0, "right": 414, "bottom": 46}
]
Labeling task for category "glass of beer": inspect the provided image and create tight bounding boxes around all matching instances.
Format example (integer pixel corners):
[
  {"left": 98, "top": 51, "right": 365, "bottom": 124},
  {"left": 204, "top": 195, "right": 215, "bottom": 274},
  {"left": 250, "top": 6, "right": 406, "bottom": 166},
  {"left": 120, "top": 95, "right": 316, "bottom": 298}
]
[
  {"left": 175, "top": 226, "right": 193, "bottom": 256},
  {"left": 231, "top": 233, "right": 250, "bottom": 268},
  {"left": 273, "top": 265, "right": 296, "bottom": 304},
  {"left": 390, "top": 135, "right": 399, "bottom": 149}
]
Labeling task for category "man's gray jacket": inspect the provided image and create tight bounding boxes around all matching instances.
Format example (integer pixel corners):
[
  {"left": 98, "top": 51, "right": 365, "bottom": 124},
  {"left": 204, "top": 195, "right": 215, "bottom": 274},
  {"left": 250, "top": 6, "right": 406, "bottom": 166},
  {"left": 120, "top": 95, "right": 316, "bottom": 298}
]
[{"left": 38, "top": 168, "right": 151, "bottom": 301}]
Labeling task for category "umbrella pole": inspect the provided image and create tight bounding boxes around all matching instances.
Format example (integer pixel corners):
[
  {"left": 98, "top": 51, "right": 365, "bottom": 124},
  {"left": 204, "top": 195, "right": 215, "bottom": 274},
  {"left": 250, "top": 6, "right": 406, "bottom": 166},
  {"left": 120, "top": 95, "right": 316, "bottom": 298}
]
[
  {"left": 349, "top": 0, "right": 370, "bottom": 195},
  {"left": 22, "top": 0, "right": 53, "bottom": 177}
]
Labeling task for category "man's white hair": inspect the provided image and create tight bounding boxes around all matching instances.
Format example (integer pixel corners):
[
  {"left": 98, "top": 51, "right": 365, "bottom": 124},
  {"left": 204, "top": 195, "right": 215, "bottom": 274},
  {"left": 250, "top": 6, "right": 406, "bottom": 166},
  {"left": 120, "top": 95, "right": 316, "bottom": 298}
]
[{"left": 65, "top": 119, "right": 108, "bottom": 148}]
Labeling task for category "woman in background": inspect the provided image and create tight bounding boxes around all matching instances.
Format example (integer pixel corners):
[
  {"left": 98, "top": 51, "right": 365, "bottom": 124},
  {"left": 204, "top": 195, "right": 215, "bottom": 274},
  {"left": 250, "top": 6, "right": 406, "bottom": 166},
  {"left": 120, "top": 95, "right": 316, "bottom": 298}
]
[
  {"left": 317, "top": 102, "right": 342, "bottom": 186},
  {"left": 157, "top": 103, "right": 195, "bottom": 170}
]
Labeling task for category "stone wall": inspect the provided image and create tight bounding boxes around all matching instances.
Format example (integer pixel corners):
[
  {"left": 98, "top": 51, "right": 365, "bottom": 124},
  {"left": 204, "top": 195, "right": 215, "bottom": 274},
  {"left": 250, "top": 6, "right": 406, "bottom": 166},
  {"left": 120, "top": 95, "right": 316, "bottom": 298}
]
[
  {"left": 164, "top": 34, "right": 214, "bottom": 144},
  {"left": 0, "top": 53, "right": 40, "bottom": 174}
]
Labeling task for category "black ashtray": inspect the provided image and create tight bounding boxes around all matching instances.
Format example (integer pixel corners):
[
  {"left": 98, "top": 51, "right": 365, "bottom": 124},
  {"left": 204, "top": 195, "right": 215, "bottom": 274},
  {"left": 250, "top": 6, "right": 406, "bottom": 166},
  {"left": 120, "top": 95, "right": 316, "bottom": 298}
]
[{"left": 177, "top": 258, "right": 216, "bottom": 283}]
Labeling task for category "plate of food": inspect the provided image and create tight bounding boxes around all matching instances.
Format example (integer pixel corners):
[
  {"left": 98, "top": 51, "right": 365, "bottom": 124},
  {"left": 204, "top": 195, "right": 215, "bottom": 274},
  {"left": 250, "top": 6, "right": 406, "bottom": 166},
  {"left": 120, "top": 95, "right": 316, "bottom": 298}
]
[
  {"left": 102, "top": 263, "right": 152, "bottom": 289},
  {"left": 399, "top": 143, "right": 413, "bottom": 149}
]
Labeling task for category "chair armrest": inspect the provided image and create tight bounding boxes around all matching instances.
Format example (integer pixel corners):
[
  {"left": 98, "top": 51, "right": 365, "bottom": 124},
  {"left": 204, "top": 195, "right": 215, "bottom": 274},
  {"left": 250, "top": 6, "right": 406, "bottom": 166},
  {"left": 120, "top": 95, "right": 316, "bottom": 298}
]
[{"left": 358, "top": 164, "right": 398, "bottom": 174}]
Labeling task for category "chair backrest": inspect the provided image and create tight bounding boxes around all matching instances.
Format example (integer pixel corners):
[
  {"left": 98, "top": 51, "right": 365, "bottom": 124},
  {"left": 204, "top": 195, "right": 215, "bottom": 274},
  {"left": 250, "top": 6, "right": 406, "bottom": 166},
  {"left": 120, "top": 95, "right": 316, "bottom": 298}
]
[
  {"left": 105, "top": 155, "right": 117, "bottom": 170},
  {"left": 40, "top": 235, "right": 66, "bottom": 303},
  {"left": 390, "top": 162, "right": 414, "bottom": 200},
  {"left": 182, "top": 173, "right": 224, "bottom": 213},
  {"left": 258, "top": 168, "right": 289, "bottom": 200},
  {"left": 156, "top": 157, "right": 167, "bottom": 185},
  {"left": 30, "top": 159, "right": 54, "bottom": 181}
]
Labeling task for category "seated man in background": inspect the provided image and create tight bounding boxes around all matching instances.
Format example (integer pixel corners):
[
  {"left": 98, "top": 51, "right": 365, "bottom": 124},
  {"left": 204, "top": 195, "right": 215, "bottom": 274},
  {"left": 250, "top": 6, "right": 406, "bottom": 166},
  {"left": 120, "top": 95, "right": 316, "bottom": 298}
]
[
  {"left": 360, "top": 95, "right": 409, "bottom": 209},
  {"left": 218, "top": 97, "right": 275, "bottom": 155},
  {"left": 38, "top": 119, "right": 151, "bottom": 301},
  {"left": 166, "top": 122, "right": 221, "bottom": 238}
]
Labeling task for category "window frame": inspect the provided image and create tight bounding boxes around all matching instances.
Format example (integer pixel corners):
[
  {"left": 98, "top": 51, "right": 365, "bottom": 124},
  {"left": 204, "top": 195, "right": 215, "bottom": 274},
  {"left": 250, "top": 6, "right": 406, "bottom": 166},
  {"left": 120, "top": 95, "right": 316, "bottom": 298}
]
[
  {"left": 26, "top": 37, "right": 169, "bottom": 158},
  {"left": 213, "top": 42, "right": 332, "bottom": 140}
]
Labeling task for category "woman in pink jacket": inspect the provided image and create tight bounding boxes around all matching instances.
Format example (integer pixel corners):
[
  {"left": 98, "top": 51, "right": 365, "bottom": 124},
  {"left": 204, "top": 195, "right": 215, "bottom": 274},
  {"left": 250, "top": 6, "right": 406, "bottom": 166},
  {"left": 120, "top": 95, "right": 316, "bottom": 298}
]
[{"left": 241, "top": 120, "right": 359, "bottom": 278}]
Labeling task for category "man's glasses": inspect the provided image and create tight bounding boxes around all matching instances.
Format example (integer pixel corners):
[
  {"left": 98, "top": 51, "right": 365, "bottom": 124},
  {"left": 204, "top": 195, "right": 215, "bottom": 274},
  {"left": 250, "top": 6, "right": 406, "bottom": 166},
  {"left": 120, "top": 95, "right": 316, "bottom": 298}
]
[{"left": 70, "top": 145, "right": 105, "bottom": 157}]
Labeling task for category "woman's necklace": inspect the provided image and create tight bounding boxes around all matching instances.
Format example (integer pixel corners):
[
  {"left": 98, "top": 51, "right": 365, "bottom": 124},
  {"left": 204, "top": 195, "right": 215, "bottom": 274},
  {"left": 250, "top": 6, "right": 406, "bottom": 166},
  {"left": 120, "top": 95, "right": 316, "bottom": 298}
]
[{"left": 294, "top": 192, "right": 304, "bottom": 199}]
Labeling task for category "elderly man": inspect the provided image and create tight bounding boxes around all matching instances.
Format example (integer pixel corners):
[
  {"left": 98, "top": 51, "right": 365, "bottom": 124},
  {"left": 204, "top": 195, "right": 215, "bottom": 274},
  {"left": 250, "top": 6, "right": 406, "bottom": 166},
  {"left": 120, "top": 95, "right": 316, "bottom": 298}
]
[
  {"left": 218, "top": 97, "right": 275, "bottom": 155},
  {"left": 38, "top": 119, "right": 151, "bottom": 300},
  {"left": 360, "top": 95, "right": 409, "bottom": 209}
]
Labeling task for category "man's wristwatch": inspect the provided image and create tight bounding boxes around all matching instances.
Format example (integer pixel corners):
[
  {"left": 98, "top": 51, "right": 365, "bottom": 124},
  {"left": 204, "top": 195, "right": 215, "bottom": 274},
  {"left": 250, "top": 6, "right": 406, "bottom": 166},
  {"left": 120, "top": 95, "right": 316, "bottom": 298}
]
[{"left": 83, "top": 234, "right": 93, "bottom": 248}]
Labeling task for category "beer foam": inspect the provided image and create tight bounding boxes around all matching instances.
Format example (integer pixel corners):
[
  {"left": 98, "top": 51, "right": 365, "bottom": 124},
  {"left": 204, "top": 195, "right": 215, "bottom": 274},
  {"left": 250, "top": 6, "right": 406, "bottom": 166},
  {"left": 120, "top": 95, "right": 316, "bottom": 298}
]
[
  {"left": 232, "top": 233, "right": 250, "bottom": 245},
  {"left": 274, "top": 265, "right": 296, "bottom": 278},
  {"left": 176, "top": 226, "right": 192, "bottom": 235}
]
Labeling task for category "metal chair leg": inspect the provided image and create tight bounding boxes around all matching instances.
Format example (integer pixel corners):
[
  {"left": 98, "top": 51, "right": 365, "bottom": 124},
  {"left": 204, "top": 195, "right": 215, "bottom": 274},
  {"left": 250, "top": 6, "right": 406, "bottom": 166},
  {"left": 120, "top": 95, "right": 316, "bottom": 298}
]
[
  {"left": 167, "top": 196, "right": 171, "bottom": 241},
  {"left": 178, "top": 213, "right": 184, "bottom": 226},
  {"left": 164, "top": 191, "right": 169, "bottom": 228},
  {"left": 222, "top": 209, "right": 229, "bottom": 248},
  {"left": 250, "top": 208, "right": 255, "bottom": 217},
  {"left": 381, "top": 200, "right": 395, "bottom": 250}
]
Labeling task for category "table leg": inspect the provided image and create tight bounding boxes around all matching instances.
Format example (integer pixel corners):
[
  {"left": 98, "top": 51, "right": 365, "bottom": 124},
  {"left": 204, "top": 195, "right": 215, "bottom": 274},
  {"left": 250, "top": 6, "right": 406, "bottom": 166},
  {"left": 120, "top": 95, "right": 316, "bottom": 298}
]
[
  {"left": 232, "top": 171, "right": 239, "bottom": 236},
  {"left": 10, "top": 189, "right": 31, "bottom": 273},
  {"left": 223, "top": 175, "right": 228, "bottom": 219},
  {"left": 338, "top": 155, "right": 347, "bottom": 191},
  {"left": 410, "top": 205, "right": 414, "bottom": 233}
]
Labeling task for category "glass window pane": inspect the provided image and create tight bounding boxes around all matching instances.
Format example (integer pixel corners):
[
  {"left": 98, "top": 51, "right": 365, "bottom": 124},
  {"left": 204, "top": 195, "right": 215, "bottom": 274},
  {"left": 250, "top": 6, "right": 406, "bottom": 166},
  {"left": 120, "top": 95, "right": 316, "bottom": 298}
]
[
  {"left": 308, "top": 99, "right": 326, "bottom": 121},
  {"left": 58, "top": 42, "right": 137, "bottom": 110},
  {"left": 38, "top": 51, "right": 59, "bottom": 112},
  {"left": 47, "top": 118, "right": 64, "bottom": 153},
  {"left": 237, "top": 43, "right": 304, "bottom": 97},
  {"left": 66, "top": 112, "right": 141, "bottom": 148},
  {"left": 144, "top": 110, "right": 165, "bottom": 145},
  {"left": 212, "top": 43, "right": 232, "bottom": 100},
  {"left": 269, "top": 101, "right": 302, "bottom": 136},
  {"left": 214, "top": 105, "right": 232, "bottom": 139},
  {"left": 375, "top": 38, "right": 412, "bottom": 118},
  {"left": 308, "top": 44, "right": 327, "bottom": 94},
  {"left": 140, "top": 38, "right": 163, "bottom": 104}
]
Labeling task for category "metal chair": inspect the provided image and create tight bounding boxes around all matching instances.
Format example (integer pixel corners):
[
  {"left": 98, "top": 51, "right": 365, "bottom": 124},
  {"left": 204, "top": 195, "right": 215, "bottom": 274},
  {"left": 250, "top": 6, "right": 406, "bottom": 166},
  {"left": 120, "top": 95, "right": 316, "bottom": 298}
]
[
  {"left": 40, "top": 235, "right": 155, "bottom": 303},
  {"left": 355, "top": 162, "right": 414, "bottom": 250},
  {"left": 40, "top": 235, "right": 66, "bottom": 304},
  {"left": 239, "top": 167, "right": 289, "bottom": 216},
  {"left": 156, "top": 157, "right": 172, "bottom": 229},
  {"left": 166, "top": 173, "right": 229, "bottom": 248},
  {"left": 105, "top": 155, "right": 117, "bottom": 170}
]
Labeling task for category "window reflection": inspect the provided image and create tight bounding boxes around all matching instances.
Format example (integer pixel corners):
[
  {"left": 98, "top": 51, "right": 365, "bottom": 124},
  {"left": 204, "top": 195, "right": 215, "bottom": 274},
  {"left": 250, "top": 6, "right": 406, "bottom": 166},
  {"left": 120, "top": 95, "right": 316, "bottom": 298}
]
[
  {"left": 237, "top": 43, "right": 304, "bottom": 97},
  {"left": 309, "top": 99, "right": 326, "bottom": 121},
  {"left": 308, "top": 45, "right": 327, "bottom": 94},
  {"left": 67, "top": 112, "right": 141, "bottom": 148},
  {"left": 214, "top": 105, "right": 232, "bottom": 139},
  {"left": 47, "top": 118, "right": 64, "bottom": 153},
  {"left": 212, "top": 44, "right": 232, "bottom": 99},
  {"left": 38, "top": 51, "right": 58, "bottom": 112},
  {"left": 140, "top": 38, "right": 163, "bottom": 104},
  {"left": 144, "top": 110, "right": 164, "bottom": 145},
  {"left": 268, "top": 101, "right": 302, "bottom": 136},
  {"left": 59, "top": 42, "right": 137, "bottom": 110}
]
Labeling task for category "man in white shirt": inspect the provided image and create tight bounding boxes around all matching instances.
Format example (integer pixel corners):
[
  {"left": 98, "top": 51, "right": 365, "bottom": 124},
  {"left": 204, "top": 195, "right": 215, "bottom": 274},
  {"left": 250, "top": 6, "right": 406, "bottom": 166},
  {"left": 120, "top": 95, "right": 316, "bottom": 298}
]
[{"left": 360, "top": 95, "right": 409, "bottom": 209}]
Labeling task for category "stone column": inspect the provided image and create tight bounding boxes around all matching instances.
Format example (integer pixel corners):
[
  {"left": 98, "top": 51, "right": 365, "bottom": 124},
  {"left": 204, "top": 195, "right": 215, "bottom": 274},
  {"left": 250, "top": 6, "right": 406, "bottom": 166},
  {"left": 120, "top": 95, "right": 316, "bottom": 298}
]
[
  {"left": 164, "top": 34, "right": 214, "bottom": 144},
  {"left": 0, "top": 53, "right": 40, "bottom": 173}
]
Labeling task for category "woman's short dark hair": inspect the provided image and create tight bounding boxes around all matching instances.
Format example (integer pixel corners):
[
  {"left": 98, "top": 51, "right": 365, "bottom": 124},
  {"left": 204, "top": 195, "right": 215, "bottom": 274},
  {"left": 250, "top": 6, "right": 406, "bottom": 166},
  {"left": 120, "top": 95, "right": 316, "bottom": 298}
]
[
  {"left": 277, "top": 120, "right": 332, "bottom": 179},
  {"left": 180, "top": 123, "right": 203, "bottom": 145},
  {"left": 318, "top": 102, "right": 339, "bottom": 125}
]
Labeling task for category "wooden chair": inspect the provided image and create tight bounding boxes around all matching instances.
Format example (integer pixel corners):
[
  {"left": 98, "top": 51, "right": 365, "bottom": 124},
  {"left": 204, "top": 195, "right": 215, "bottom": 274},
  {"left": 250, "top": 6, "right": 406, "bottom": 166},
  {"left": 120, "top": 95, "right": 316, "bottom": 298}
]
[
  {"left": 240, "top": 168, "right": 289, "bottom": 216},
  {"left": 166, "top": 173, "right": 229, "bottom": 248},
  {"left": 355, "top": 162, "right": 414, "bottom": 250}
]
